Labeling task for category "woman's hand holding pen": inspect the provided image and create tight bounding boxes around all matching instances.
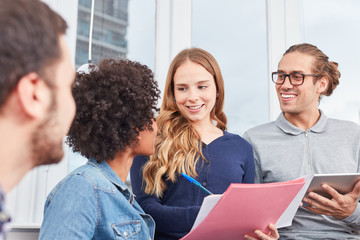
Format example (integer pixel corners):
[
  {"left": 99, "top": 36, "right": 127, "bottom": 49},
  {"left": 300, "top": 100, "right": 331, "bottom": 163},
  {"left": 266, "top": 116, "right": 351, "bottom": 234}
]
[{"left": 243, "top": 223, "right": 279, "bottom": 240}]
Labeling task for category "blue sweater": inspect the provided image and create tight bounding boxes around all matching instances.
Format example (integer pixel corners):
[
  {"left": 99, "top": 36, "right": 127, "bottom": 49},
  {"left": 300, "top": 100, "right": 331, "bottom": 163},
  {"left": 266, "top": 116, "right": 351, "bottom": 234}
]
[{"left": 130, "top": 131, "right": 255, "bottom": 240}]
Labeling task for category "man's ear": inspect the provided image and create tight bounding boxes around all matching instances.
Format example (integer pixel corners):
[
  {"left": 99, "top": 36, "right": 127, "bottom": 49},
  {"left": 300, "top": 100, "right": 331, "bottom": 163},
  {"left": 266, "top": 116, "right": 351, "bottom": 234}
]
[
  {"left": 317, "top": 76, "right": 329, "bottom": 95},
  {"left": 16, "top": 72, "right": 51, "bottom": 119}
]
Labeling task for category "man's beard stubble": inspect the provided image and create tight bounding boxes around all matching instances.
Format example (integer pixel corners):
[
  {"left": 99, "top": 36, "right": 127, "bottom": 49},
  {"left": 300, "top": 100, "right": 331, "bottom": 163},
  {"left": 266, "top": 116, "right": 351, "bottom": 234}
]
[{"left": 31, "top": 95, "right": 64, "bottom": 167}]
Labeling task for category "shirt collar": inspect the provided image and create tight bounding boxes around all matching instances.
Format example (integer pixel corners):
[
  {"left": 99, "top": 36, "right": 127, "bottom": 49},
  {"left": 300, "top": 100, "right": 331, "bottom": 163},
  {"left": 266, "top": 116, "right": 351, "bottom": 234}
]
[
  {"left": 87, "top": 158, "right": 134, "bottom": 204},
  {"left": 275, "top": 109, "right": 328, "bottom": 135}
]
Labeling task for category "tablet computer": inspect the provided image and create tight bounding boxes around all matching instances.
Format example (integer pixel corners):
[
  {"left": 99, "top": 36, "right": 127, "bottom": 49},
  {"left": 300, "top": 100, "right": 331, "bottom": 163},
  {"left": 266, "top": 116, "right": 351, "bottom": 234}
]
[{"left": 306, "top": 173, "right": 360, "bottom": 199}]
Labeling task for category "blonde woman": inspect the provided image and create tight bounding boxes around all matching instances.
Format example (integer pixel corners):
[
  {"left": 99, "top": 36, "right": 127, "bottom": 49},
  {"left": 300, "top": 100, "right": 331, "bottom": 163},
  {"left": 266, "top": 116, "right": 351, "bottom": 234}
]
[{"left": 131, "top": 48, "right": 279, "bottom": 240}]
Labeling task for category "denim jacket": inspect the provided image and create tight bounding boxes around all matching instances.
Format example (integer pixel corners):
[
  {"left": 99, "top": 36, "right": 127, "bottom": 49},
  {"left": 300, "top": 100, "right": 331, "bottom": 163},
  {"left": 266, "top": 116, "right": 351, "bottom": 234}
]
[{"left": 39, "top": 158, "right": 155, "bottom": 240}]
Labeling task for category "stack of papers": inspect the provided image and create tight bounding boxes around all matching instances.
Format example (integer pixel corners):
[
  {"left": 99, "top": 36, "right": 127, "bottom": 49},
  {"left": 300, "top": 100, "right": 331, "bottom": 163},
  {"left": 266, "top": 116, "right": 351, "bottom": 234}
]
[{"left": 181, "top": 175, "right": 313, "bottom": 240}]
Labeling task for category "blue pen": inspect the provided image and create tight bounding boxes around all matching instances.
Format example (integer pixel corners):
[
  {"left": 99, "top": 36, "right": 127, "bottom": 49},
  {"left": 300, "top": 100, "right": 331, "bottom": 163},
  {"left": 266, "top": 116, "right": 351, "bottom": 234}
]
[{"left": 181, "top": 172, "right": 213, "bottom": 195}]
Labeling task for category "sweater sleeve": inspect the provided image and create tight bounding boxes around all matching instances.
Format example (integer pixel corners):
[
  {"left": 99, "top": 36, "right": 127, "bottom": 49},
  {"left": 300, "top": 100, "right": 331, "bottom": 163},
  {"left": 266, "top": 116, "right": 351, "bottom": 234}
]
[
  {"left": 343, "top": 202, "right": 360, "bottom": 229},
  {"left": 241, "top": 140, "right": 255, "bottom": 183},
  {"left": 344, "top": 141, "right": 360, "bottom": 227},
  {"left": 344, "top": 129, "right": 360, "bottom": 227},
  {"left": 130, "top": 156, "right": 200, "bottom": 234}
]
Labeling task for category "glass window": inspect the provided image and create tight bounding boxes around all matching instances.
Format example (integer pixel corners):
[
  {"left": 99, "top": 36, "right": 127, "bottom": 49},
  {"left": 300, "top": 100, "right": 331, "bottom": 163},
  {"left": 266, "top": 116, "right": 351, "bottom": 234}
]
[
  {"left": 75, "top": 0, "right": 128, "bottom": 67},
  {"left": 69, "top": 0, "right": 155, "bottom": 172},
  {"left": 192, "top": 0, "right": 269, "bottom": 135},
  {"left": 303, "top": 0, "right": 360, "bottom": 123}
]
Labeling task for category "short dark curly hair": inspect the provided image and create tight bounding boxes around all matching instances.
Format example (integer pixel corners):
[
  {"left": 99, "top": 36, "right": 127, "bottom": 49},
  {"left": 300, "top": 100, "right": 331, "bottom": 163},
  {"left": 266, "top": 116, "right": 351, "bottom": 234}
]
[{"left": 67, "top": 59, "right": 160, "bottom": 162}]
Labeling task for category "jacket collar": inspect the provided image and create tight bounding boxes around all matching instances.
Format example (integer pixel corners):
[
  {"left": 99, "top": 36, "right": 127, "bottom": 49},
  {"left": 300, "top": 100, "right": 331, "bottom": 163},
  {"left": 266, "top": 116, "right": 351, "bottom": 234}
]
[
  {"left": 275, "top": 109, "right": 328, "bottom": 135},
  {"left": 87, "top": 158, "right": 134, "bottom": 203}
]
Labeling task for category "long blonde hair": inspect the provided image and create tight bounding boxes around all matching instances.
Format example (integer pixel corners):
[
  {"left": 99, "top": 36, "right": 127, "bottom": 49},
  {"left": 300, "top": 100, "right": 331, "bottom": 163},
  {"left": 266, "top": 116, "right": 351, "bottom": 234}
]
[{"left": 142, "top": 48, "right": 227, "bottom": 197}]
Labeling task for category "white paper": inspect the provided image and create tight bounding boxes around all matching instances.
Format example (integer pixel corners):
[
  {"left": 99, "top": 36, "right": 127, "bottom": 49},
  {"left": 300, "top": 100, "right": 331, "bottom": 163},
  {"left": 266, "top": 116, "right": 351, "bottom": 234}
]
[
  {"left": 191, "top": 194, "right": 222, "bottom": 230},
  {"left": 275, "top": 174, "right": 314, "bottom": 228}
]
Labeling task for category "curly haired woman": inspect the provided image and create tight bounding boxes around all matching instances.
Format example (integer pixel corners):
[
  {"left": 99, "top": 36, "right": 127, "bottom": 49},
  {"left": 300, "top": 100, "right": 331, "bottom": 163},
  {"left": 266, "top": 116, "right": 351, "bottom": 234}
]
[
  {"left": 39, "top": 59, "right": 160, "bottom": 239},
  {"left": 130, "top": 48, "right": 279, "bottom": 240}
]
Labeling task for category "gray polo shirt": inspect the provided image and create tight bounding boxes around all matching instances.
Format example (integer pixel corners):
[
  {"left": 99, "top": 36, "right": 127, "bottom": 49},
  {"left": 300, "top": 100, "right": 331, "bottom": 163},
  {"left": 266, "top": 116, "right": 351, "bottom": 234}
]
[{"left": 244, "top": 110, "right": 360, "bottom": 239}]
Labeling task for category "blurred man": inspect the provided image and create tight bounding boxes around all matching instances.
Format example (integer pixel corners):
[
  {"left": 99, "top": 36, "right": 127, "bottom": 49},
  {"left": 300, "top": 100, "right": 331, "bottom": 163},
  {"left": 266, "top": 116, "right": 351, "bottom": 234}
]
[
  {"left": 244, "top": 43, "right": 360, "bottom": 239},
  {"left": 0, "top": 0, "right": 76, "bottom": 233}
]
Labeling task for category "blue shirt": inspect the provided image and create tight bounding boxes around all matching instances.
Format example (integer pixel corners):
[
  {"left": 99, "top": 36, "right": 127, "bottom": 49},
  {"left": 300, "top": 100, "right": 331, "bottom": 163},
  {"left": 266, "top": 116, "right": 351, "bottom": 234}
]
[
  {"left": 40, "top": 158, "right": 155, "bottom": 240},
  {"left": 0, "top": 186, "right": 10, "bottom": 239},
  {"left": 130, "top": 131, "right": 255, "bottom": 240}
]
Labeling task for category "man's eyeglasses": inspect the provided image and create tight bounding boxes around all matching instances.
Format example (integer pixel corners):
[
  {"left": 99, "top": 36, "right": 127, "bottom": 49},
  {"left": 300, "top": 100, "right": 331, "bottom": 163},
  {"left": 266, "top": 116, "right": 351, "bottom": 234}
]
[{"left": 272, "top": 72, "right": 320, "bottom": 86}]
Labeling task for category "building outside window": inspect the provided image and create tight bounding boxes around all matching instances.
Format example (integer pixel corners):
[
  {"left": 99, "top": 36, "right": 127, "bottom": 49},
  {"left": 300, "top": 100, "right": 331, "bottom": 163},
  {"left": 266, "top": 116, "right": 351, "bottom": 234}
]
[
  {"left": 69, "top": 0, "right": 156, "bottom": 179},
  {"left": 75, "top": 0, "right": 128, "bottom": 68}
]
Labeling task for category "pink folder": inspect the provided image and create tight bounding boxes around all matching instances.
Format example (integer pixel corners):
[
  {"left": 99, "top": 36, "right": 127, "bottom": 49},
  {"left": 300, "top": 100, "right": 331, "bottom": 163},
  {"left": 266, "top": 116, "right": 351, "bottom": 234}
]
[{"left": 181, "top": 178, "right": 306, "bottom": 240}]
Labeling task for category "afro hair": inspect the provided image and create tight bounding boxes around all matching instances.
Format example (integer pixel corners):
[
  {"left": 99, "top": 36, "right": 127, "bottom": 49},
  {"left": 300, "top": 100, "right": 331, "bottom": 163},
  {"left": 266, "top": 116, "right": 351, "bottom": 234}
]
[{"left": 67, "top": 58, "right": 160, "bottom": 162}]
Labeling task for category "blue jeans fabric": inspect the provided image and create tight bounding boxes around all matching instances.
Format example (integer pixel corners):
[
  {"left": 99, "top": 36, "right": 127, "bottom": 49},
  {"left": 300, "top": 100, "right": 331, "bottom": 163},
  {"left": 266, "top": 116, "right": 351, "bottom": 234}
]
[{"left": 40, "top": 158, "right": 155, "bottom": 239}]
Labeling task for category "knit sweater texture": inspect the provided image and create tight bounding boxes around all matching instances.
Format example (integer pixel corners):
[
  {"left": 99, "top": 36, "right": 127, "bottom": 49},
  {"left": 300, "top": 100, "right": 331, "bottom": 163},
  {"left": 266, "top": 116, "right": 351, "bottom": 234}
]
[{"left": 131, "top": 131, "right": 255, "bottom": 240}]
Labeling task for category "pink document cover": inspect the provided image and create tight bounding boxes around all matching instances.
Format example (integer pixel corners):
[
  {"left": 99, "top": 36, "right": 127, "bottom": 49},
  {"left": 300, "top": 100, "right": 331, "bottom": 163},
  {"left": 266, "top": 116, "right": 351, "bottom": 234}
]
[{"left": 181, "top": 178, "right": 305, "bottom": 240}]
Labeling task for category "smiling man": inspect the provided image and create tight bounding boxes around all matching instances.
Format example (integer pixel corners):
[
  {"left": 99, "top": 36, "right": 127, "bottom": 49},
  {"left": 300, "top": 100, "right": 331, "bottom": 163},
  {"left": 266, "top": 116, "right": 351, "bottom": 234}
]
[
  {"left": 244, "top": 43, "right": 360, "bottom": 239},
  {"left": 0, "top": 0, "right": 75, "bottom": 235}
]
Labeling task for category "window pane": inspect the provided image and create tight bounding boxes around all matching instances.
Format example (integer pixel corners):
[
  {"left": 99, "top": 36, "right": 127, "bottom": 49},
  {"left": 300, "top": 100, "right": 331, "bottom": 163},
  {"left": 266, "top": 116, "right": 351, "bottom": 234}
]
[
  {"left": 126, "top": 0, "right": 155, "bottom": 70},
  {"left": 70, "top": 0, "right": 155, "bottom": 172},
  {"left": 76, "top": 0, "right": 128, "bottom": 67},
  {"left": 192, "top": 0, "right": 269, "bottom": 134},
  {"left": 303, "top": 0, "right": 360, "bottom": 122}
]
